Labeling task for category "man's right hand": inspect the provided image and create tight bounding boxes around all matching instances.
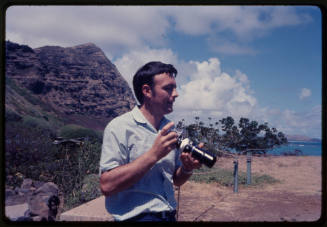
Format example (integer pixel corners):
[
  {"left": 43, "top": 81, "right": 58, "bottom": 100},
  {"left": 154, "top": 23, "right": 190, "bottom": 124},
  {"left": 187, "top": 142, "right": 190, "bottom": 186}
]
[{"left": 150, "top": 122, "right": 177, "bottom": 160}]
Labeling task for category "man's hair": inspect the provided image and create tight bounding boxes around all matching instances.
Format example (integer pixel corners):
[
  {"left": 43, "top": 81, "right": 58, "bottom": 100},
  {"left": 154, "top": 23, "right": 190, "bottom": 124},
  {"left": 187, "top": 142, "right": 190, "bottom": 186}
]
[{"left": 132, "top": 61, "right": 177, "bottom": 104}]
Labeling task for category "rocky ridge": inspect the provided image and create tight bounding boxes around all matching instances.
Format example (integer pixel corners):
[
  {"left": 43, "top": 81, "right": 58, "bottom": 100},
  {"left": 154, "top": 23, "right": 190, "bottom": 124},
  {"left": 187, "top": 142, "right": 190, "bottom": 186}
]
[{"left": 5, "top": 41, "right": 136, "bottom": 130}]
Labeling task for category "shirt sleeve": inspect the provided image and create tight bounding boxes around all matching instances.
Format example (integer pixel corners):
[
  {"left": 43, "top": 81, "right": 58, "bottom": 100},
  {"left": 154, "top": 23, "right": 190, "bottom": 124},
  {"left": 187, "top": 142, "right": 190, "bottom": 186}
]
[{"left": 99, "top": 121, "right": 129, "bottom": 176}]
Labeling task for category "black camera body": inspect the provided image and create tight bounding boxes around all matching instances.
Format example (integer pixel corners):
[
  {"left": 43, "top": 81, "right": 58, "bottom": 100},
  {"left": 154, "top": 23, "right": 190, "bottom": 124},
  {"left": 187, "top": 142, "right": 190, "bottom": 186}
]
[{"left": 176, "top": 138, "right": 217, "bottom": 168}]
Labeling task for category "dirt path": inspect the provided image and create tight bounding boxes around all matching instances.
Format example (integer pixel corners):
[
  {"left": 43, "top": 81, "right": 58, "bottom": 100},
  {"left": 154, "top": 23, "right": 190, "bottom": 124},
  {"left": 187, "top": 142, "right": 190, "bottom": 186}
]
[{"left": 176, "top": 156, "right": 322, "bottom": 222}]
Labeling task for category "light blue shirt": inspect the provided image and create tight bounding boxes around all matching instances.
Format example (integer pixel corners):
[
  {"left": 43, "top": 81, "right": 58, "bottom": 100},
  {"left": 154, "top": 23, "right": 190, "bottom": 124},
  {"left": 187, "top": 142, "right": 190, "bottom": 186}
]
[{"left": 99, "top": 106, "right": 182, "bottom": 221}]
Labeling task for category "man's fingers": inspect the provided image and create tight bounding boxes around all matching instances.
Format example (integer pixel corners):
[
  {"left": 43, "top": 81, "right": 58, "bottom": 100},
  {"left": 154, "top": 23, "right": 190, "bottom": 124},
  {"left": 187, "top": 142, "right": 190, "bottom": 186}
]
[{"left": 160, "top": 122, "right": 175, "bottom": 136}]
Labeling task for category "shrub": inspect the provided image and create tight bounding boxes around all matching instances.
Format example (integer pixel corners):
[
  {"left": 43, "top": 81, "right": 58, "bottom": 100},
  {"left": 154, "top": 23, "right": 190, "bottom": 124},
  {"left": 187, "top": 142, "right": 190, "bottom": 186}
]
[
  {"left": 5, "top": 120, "right": 102, "bottom": 211},
  {"left": 22, "top": 115, "right": 53, "bottom": 134},
  {"left": 58, "top": 124, "right": 102, "bottom": 142},
  {"left": 80, "top": 174, "right": 102, "bottom": 203},
  {"left": 5, "top": 121, "right": 57, "bottom": 188},
  {"left": 53, "top": 140, "right": 102, "bottom": 210}
]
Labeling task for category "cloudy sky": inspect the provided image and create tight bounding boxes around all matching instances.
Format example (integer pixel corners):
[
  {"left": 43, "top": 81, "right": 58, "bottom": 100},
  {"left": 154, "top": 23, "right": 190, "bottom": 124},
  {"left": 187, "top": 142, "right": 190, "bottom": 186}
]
[{"left": 6, "top": 5, "right": 322, "bottom": 138}]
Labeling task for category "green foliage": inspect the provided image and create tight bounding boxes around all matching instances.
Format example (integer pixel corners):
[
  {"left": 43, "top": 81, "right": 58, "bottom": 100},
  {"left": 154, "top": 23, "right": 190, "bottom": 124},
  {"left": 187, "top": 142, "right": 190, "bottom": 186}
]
[
  {"left": 61, "top": 174, "right": 102, "bottom": 211},
  {"left": 81, "top": 174, "right": 102, "bottom": 203},
  {"left": 58, "top": 124, "right": 102, "bottom": 142},
  {"left": 190, "top": 167, "right": 279, "bottom": 186},
  {"left": 5, "top": 121, "right": 57, "bottom": 187},
  {"left": 22, "top": 115, "right": 52, "bottom": 131},
  {"left": 6, "top": 77, "right": 40, "bottom": 106},
  {"left": 219, "top": 117, "right": 288, "bottom": 152},
  {"left": 5, "top": 119, "right": 102, "bottom": 211},
  {"left": 179, "top": 115, "right": 288, "bottom": 155},
  {"left": 52, "top": 140, "right": 102, "bottom": 210}
]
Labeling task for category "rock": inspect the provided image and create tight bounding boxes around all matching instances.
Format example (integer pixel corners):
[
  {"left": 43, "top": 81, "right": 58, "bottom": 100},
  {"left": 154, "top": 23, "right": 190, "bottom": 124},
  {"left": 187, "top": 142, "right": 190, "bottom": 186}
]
[
  {"left": 33, "top": 180, "right": 45, "bottom": 189},
  {"left": 21, "top": 178, "right": 33, "bottom": 189},
  {"left": 5, "top": 203, "right": 29, "bottom": 221},
  {"left": 5, "top": 188, "right": 15, "bottom": 198},
  {"left": 5, "top": 41, "right": 136, "bottom": 131},
  {"left": 5, "top": 194, "right": 26, "bottom": 206},
  {"left": 5, "top": 180, "right": 60, "bottom": 221},
  {"left": 34, "top": 182, "right": 58, "bottom": 195},
  {"left": 27, "top": 182, "right": 60, "bottom": 221}
]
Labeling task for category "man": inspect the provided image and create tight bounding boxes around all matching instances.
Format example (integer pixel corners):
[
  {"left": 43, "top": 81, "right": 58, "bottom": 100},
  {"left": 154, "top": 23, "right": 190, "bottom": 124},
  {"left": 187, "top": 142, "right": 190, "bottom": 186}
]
[{"left": 99, "top": 61, "right": 201, "bottom": 221}]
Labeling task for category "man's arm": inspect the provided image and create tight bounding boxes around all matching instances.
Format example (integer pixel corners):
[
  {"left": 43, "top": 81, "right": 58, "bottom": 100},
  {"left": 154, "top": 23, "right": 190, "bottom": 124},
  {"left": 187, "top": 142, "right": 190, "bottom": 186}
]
[{"left": 100, "top": 122, "right": 177, "bottom": 196}]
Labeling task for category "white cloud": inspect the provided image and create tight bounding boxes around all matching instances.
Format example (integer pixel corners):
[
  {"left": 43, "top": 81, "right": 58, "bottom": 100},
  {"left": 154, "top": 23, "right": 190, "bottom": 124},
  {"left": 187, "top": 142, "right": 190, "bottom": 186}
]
[
  {"left": 208, "top": 38, "right": 258, "bottom": 55},
  {"left": 278, "top": 106, "right": 321, "bottom": 138},
  {"left": 6, "top": 6, "right": 170, "bottom": 54},
  {"left": 167, "top": 6, "right": 312, "bottom": 54},
  {"left": 299, "top": 88, "right": 312, "bottom": 100},
  {"left": 170, "top": 58, "right": 258, "bottom": 123},
  {"left": 113, "top": 47, "right": 179, "bottom": 90},
  {"left": 6, "top": 6, "right": 312, "bottom": 56},
  {"left": 246, "top": 105, "right": 322, "bottom": 139}
]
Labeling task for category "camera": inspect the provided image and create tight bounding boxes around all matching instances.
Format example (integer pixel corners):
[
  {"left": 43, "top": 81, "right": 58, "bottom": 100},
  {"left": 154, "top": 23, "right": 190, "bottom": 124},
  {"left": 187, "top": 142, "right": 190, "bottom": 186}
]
[{"left": 176, "top": 137, "right": 217, "bottom": 168}]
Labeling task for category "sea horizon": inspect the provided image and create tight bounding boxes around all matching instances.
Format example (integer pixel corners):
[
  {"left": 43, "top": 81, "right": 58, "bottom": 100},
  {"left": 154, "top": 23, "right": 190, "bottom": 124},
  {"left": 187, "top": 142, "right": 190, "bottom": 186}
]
[{"left": 268, "top": 141, "right": 322, "bottom": 156}]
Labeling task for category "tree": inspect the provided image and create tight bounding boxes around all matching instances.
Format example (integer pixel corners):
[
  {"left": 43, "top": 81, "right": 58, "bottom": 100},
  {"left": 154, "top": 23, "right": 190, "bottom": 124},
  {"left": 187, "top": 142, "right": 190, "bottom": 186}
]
[
  {"left": 219, "top": 116, "right": 240, "bottom": 151},
  {"left": 220, "top": 116, "right": 288, "bottom": 153},
  {"left": 178, "top": 116, "right": 287, "bottom": 156}
]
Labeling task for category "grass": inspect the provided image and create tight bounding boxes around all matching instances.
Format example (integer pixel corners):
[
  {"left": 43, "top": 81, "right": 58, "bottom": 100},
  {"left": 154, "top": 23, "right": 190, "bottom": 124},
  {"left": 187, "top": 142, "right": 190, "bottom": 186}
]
[{"left": 190, "top": 166, "right": 279, "bottom": 187}]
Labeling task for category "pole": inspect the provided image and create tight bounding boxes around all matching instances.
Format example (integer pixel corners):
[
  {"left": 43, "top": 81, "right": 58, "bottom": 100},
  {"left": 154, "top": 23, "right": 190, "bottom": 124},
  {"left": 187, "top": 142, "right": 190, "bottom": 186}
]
[
  {"left": 246, "top": 151, "right": 252, "bottom": 185},
  {"left": 233, "top": 159, "right": 238, "bottom": 193}
]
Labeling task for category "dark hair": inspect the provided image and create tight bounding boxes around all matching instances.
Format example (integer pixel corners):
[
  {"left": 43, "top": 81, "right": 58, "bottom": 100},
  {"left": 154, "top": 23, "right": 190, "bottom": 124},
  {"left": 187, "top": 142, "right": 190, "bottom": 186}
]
[{"left": 132, "top": 61, "right": 177, "bottom": 104}]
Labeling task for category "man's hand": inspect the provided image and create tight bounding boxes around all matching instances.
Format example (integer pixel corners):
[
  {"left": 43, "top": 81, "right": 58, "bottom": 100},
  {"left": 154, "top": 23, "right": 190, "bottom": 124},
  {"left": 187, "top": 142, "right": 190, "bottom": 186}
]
[
  {"left": 150, "top": 121, "right": 178, "bottom": 161},
  {"left": 180, "top": 142, "right": 203, "bottom": 172}
]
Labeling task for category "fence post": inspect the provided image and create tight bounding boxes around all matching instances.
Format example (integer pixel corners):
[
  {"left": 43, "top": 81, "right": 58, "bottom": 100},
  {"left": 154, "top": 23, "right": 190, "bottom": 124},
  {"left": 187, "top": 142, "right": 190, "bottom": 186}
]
[
  {"left": 246, "top": 151, "right": 252, "bottom": 185},
  {"left": 233, "top": 159, "right": 238, "bottom": 193}
]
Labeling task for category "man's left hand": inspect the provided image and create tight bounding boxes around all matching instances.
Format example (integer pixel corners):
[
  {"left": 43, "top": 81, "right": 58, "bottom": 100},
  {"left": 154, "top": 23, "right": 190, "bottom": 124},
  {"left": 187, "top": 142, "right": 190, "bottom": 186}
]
[{"left": 180, "top": 142, "right": 203, "bottom": 172}]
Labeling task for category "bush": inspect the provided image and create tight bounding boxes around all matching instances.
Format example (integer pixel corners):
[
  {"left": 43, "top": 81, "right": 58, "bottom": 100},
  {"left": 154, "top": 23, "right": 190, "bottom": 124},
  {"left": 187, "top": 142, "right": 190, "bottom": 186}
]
[
  {"left": 53, "top": 140, "right": 102, "bottom": 210},
  {"left": 22, "top": 115, "right": 53, "bottom": 134},
  {"left": 5, "top": 120, "right": 102, "bottom": 211},
  {"left": 80, "top": 174, "right": 102, "bottom": 203},
  {"left": 58, "top": 124, "right": 102, "bottom": 142},
  {"left": 5, "top": 121, "right": 57, "bottom": 188}
]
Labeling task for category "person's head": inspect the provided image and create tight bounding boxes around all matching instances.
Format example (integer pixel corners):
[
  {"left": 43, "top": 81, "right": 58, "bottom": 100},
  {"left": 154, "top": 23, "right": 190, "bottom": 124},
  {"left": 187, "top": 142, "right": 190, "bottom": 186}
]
[
  {"left": 133, "top": 61, "right": 178, "bottom": 115},
  {"left": 133, "top": 61, "right": 177, "bottom": 104}
]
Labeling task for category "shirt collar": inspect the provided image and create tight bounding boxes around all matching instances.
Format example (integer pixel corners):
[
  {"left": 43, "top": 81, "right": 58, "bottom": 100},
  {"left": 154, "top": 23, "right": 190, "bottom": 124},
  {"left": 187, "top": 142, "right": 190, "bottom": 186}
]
[
  {"left": 131, "top": 106, "right": 147, "bottom": 124},
  {"left": 131, "top": 106, "right": 170, "bottom": 132}
]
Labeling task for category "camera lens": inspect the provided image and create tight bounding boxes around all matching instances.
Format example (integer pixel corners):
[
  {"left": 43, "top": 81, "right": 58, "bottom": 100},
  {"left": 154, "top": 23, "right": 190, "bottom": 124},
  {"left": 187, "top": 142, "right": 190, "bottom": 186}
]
[
  {"left": 188, "top": 146, "right": 216, "bottom": 168},
  {"left": 177, "top": 138, "right": 217, "bottom": 168}
]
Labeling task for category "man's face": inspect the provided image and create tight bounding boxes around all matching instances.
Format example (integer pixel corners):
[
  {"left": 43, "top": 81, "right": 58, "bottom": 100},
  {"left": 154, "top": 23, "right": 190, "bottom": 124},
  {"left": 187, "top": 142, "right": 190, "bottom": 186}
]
[{"left": 150, "top": 72, "right": 178, "bottom": 115}]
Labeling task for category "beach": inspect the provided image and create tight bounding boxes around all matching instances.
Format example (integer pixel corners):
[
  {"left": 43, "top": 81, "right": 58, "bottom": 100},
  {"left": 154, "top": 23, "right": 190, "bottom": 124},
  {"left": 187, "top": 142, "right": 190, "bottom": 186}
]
[{"left": 176, "top": 155, "right": 323, "bottom": 222}]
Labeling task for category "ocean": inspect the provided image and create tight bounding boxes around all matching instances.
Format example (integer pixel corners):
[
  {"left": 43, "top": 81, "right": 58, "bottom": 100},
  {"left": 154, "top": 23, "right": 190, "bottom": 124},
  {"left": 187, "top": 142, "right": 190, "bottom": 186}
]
[{"left": 267, "top": 141, "right": 322, "bottom": 156}]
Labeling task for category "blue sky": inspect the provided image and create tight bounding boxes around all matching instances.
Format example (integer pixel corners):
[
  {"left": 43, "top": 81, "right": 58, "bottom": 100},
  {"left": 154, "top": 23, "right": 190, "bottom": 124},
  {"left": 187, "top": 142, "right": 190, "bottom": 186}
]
[{"left": 6, "top": 6, "right": 322, "bottom": 138}]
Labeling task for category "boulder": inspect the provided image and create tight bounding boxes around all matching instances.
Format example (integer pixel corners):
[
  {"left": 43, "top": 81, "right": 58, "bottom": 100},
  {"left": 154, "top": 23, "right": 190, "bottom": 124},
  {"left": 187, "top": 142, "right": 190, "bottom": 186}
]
[
  {"left": 5, "top": 180, "right": 60, "bottom": 221},
  {"left": 27, "top": 182, "right": 60, "bottom": 221}
]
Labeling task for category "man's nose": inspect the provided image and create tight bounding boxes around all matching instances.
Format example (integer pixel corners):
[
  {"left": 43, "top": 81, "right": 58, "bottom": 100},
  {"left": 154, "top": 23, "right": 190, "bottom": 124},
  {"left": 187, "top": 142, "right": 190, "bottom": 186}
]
[{"left": 172, "top": 88, "right": 178, "bottom": 98}]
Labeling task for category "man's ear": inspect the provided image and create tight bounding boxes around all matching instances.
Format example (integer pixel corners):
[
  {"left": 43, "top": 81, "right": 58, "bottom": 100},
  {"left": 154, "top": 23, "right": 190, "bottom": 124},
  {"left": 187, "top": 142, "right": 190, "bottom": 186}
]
[{"left": 142, "top": 84, "right": 152, "bottom": 100}]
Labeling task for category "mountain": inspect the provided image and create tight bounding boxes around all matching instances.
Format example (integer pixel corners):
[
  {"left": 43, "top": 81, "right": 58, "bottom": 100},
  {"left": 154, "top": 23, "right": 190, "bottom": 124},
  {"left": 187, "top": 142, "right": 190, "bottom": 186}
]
[{"left": 5, "top": 41, "right": 136, "bottom": 131}]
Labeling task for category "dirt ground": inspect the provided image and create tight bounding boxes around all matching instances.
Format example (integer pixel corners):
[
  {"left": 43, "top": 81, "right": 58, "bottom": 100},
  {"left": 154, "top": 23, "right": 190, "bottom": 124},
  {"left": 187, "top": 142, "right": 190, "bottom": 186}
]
[{"left": 175, "top": 156, "right": 323, "bottom": 222}]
